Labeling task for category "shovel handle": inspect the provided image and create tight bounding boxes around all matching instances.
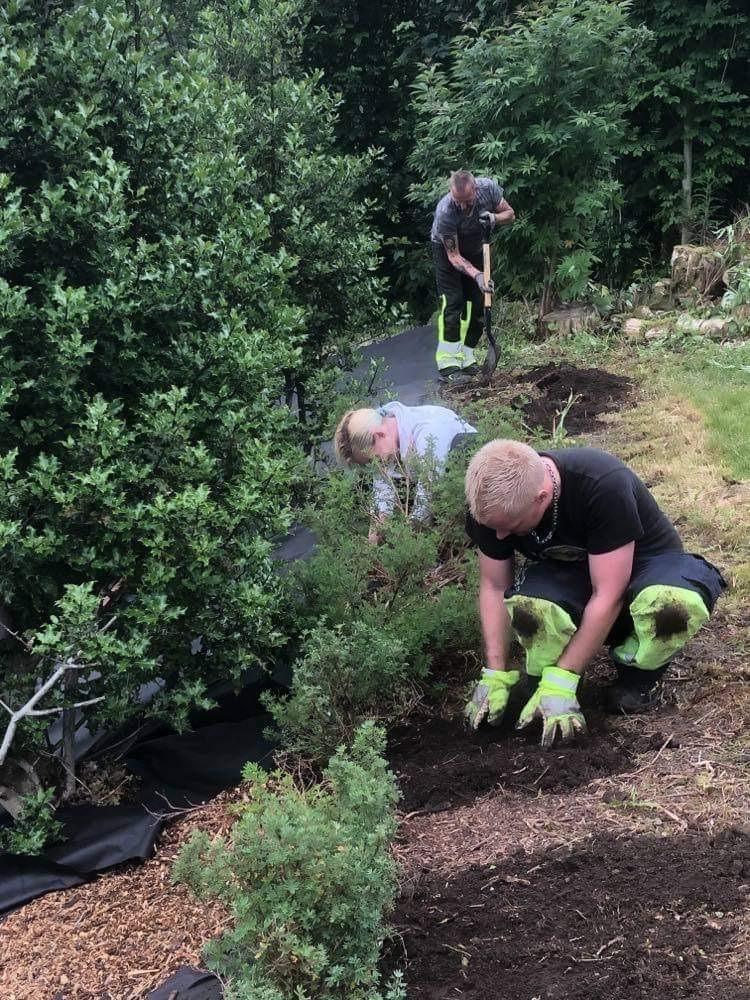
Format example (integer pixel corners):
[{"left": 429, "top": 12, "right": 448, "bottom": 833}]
[{"left": 483, "top": 242, "right": 492, "bottom": 306}]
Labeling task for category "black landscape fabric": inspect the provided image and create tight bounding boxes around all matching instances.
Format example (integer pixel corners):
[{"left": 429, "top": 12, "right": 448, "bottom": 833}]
[
  {"left": 0, "top": 678, "right": 279, "bottom": 914},
  {"left": 147, "top": 966, "right": 223, "bottom": 1000}
]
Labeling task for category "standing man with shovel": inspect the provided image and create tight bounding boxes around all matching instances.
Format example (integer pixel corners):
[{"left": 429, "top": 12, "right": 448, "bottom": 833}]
[{"left": 430, "top": 170, "right": 515, "bottom": 381}]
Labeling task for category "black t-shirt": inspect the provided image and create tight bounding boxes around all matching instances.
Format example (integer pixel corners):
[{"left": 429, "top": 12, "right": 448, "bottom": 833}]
[{"left": 466, "top": 448, "right": 683, "bottom": 563}]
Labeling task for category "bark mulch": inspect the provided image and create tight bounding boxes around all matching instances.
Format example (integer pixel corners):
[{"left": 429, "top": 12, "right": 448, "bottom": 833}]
[{"left": 0, "top": 793, "right": 236, "bottom": 1000}]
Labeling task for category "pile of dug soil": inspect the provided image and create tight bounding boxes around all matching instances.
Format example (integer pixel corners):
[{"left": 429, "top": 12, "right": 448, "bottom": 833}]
[
  {"left": 387, "top": 828, "right": 750, "bottom": 1000},
  {"left": 450, "top": 363, "right": 633, "bottom": 435},
  {"left": 514, "top": 363, "right": 633, "bottom": 434}
]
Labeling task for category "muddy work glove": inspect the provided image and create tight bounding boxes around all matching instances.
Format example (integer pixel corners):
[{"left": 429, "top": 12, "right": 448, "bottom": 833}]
[
  {"left": 475, "top": 273, "right": 495, "bottom": 294},
  {"left": 478, "top": 210, "right": 496, "bottom": 231},
  {"left": 517, "top": 666, "right": 586, "bottom": 748},
  {"left": 464, "top": 669, "right": 520, "bottom": 730}
]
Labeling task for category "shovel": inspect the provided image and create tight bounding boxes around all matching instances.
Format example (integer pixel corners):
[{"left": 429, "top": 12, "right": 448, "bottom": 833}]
[{"left": 479, "top": 216, "right": 498, "bottom": 374}]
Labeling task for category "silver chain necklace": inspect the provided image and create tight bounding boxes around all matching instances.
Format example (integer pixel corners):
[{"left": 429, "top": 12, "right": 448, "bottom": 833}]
[{"left": 529, "top": 460, "right": 560, "bottom": 546}]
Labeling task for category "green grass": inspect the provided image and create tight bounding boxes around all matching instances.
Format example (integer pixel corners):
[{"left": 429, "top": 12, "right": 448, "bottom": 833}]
[{"left": 663, "top": 341, "right": 750, "bottom": 479}]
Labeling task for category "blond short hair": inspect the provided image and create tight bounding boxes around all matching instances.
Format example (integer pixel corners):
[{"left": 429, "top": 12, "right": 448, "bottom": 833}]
[
  {"left": 334, "top": 408, "right": 384, "bottom": 465},
  {"left": 465, "top": 439, "right": 545, "bottom": 521}
]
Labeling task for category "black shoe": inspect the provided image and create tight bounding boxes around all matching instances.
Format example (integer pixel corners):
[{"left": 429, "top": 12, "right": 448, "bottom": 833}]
[
  {"left": 605, "top": 664, "right": 669, "bottom": 715},
  {"left": 459, "top": 362, "right": 482, "bottom": 377}
]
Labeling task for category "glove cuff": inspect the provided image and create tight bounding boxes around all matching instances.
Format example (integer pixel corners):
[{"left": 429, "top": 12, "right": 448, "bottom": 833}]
[
  {"left": 540, "top": 665, "right": 580, "bottom": 692},
  {"left": 481, "top": 668, "right": 520, "bottom": 688}
]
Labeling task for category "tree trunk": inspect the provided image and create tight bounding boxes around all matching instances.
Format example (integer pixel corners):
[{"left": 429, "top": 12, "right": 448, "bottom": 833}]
[
  {"left": 681, "top": 129, "right": 693, "bottom": 246},
  {"left": 60, "top": 666, "right": 77, "bottom": 800},
  {"left": 284, "top": 371, "right": 295, "bottom": 409},
  {"left": 296, "top": 379, "right": 306, "bottom": 424},
  {"left": 537, "top": 260, "right": 558, "bottom": 334}
]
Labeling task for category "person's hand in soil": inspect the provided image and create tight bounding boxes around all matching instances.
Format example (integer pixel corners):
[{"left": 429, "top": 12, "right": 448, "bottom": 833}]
[
  {"left": 517, "top": 666, "right": 586, "bottom": 747},
  {"left": 464, "top": 668, "right": 520, "bottom": 729}
]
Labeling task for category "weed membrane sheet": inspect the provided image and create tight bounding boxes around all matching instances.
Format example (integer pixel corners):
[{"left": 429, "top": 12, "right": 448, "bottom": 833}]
[{"left": 0, "top": 679, "right": 279, "bottom": 916}]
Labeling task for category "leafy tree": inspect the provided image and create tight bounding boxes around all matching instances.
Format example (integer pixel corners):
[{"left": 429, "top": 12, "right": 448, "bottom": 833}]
[
  {"left": 629, "top": 0, "right": 750, "bottom": 245},
  {"left": 0, "top": 0, "right": 344, "bottom": 793},
  {"left": 194, "top": 0, "right": 393, "bottom": 438},
  {"left": 409, "top": 0, "right": 650, "bottom": 316}
]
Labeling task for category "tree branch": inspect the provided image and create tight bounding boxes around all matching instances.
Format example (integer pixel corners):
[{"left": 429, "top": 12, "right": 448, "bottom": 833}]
[{"left": 0, "top": 659, "right": 88, "bottom": 769}]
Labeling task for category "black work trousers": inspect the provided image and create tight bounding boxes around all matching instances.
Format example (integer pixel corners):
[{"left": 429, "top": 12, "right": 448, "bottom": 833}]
[{"left": 432, "top": 242, "right": 484, "bottom": 349}]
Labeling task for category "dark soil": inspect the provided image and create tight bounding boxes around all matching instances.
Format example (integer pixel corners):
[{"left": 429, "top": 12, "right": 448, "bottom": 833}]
[
  {"left": 388, "top": 712, "right": 632, "bottom": 814},
  {"left": 386, "top": 828, "right": 750, "bottom": 1000},
  {"left": 451, "top": 363, "right": 633, "bottom": 435},
  {"left": 515, "top": 363, "right": 633, "bottom": 434}
]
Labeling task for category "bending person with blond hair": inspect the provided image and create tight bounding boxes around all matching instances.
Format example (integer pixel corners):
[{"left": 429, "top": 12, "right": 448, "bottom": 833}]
[
  {"left": 334, "top": 401, "right": 476, "bottom": 540},
  {"left": 463, "top": 440, "right": 725, "bottom": 744}
]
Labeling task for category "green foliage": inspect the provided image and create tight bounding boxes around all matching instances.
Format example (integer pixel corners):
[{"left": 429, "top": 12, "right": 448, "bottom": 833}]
[
  {"left": 173, "top": 722, "right": 404, "bottom": 1000},
  {"left": 265, "top": 444, "right": 485, "bottom": 760},
  {"left": 195, "top": 0, "right": 394, "bottom": 438},
  {"left": 0, "top": 787, "right": 63, "bottom": 856},
  {"left": 263, "top": 620, "right": 412, "bottom": 761},
  {"left": 0, "top": 0, "right": 384, "bottom": 773},
  {"left": 628, "top": 0, "right": 750, "bottom": 242},
  {"left": 409, "top": 1, "right": 650, "bottom": 310}
]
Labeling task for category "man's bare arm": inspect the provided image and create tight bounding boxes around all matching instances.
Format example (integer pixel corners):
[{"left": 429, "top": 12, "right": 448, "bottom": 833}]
[
  {"left": 478, "top": 552, "right": 515, "bottom": 670},
  {"left": 558, "top": 542, "right": 635, "bottom": 675},
  {"left": 492, "top": 198, "right": 515, "bottom": 226},
  {"left": 442, "top": 233, "right": 481, "bottom": 279}
]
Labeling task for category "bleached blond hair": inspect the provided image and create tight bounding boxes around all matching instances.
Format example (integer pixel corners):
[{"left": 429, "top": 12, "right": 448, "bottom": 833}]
[
  {"left": 334, "top": 407, "right": 384, "bottom": 465},
  {"left": 465, "top": 439, "right": 545, "bottom": 521}
]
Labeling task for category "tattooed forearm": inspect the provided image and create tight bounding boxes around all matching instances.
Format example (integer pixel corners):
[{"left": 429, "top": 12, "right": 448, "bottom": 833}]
[{"left": 447, "top": 249, "right": 479, "bottom": 279}]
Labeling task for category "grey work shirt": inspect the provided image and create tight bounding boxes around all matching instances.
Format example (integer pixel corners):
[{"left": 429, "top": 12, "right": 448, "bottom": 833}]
[
  {"left": 373, "top": 402, "right": 476, "bottom": 520},
  {"left": 430, "top": 177, "right": 505, "bottom": 256}
]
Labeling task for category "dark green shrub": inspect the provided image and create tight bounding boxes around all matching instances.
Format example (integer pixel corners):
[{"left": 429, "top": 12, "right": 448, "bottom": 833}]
[
  {"left": 173, "top": 722, "right": 404, "bottom": 1000},
  {"left": 0, "top": 0, "right": 385, "bottom": 789},
  {"left": 0, "top": 787, "right": 63, "bottom": 856}
]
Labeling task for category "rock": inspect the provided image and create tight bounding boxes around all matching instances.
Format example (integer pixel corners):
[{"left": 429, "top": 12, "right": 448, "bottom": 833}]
[
  {"left": 623, "top": 317, "right": 644, "bottom": 339},
  {"left": 540, "top": 304, "right": 599, "bottom": 337},
  {"left": 676, "top": 313, "right": 702, "bottom": 334},
  {"left": 671, "top": 244, "right": 725, "bottom": 298},
  {"left": 632, "top": 305, "right": 654, "bottom": 319},
  {"left": 644, "top": 325, "right": 670, "bottom": 340},
  {"left": 698, "top": 316, "right": 731, "bottom": 339},
  {"left": 649, "top": 278, "right": 673, "bottom": 310}
]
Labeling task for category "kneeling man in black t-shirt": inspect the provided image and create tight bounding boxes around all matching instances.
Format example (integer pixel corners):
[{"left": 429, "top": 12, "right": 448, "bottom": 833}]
[{"left": 463, "top": 440, "right": 725, "bottom": 746}]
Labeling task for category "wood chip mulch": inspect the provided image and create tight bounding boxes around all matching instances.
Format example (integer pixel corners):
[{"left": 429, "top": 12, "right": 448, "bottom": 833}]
[{"left": 0, "top": 792, "right": 238, "bottom": 1000}]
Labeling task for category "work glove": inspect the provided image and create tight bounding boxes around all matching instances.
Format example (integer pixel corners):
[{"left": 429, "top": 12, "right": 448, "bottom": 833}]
[
  {"left": 479, "top": 210, "right": 496, "bottom": 231},
  {"left": 464, "top": 668, "right": 520, "bottom": 730},
  {"left": 517, "top": 666, "right": 586, "bottom": 748},
  {"left": 475, "top": 273, "right": 495, "bottom": 294}
]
